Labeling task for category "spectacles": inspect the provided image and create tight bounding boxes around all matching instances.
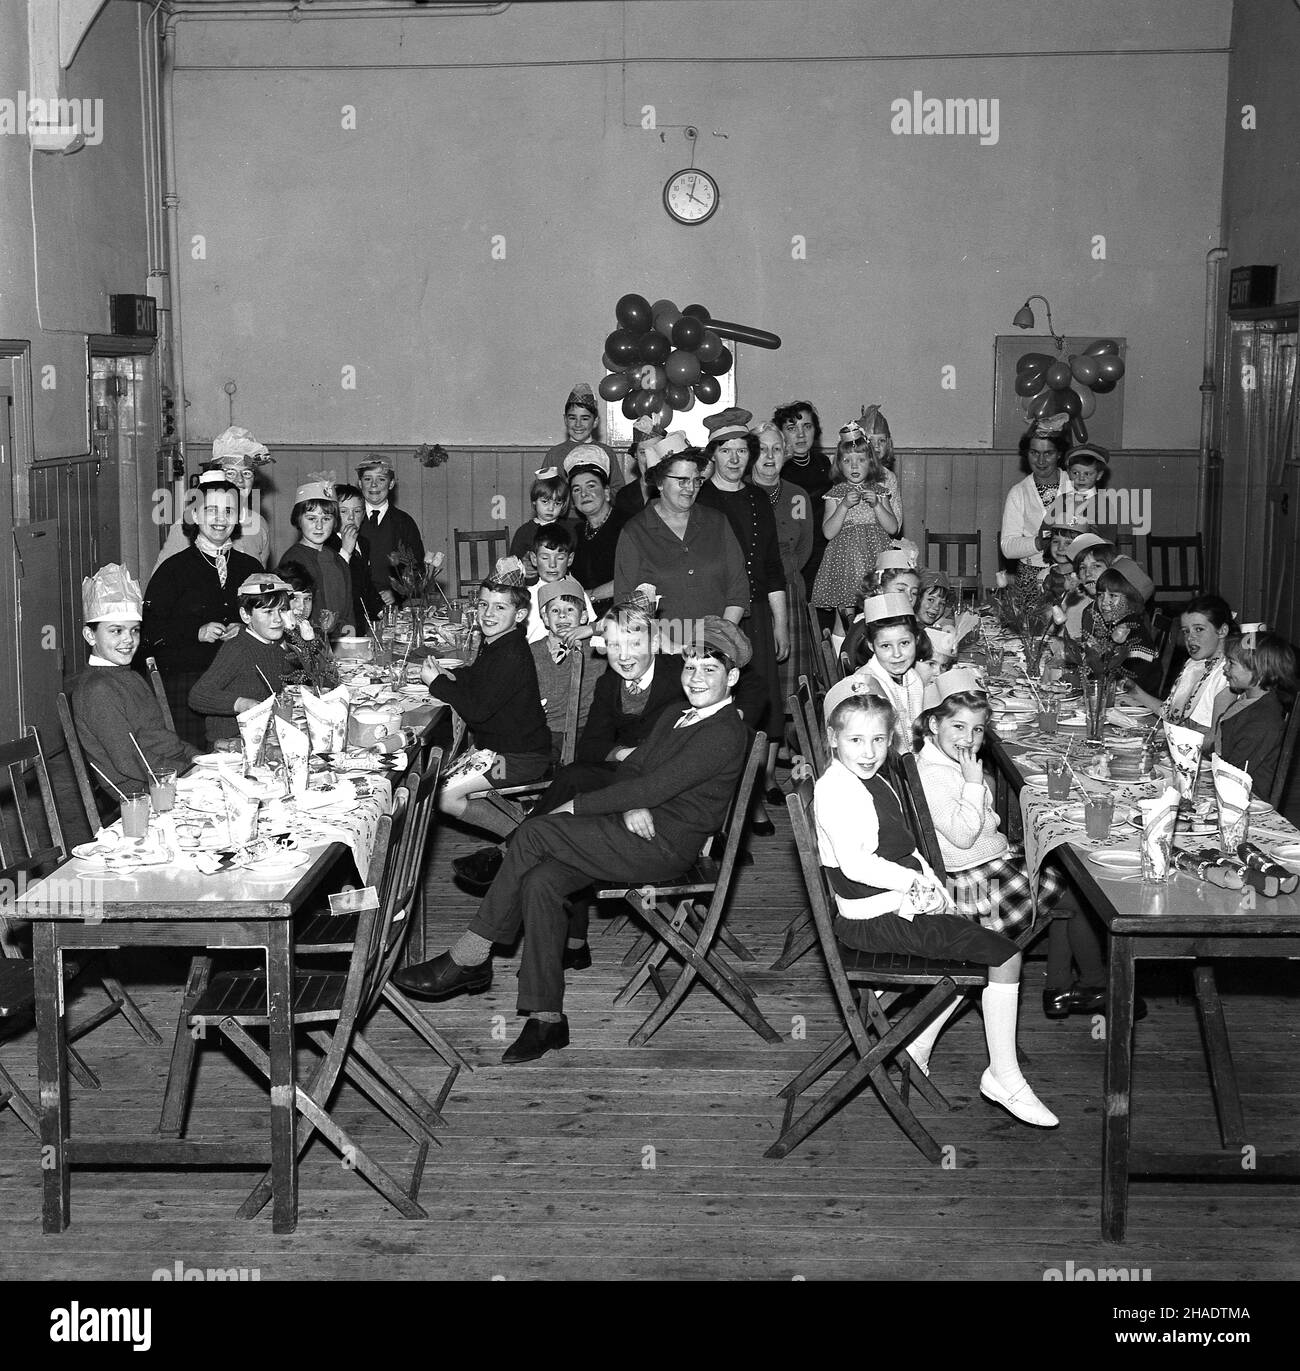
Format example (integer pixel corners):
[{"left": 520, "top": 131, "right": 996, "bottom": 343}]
[{"left": 666, "top": 476, "right": 704, "bottom": 488}]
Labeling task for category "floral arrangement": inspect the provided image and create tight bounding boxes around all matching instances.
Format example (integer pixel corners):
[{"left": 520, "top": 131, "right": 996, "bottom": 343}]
[
  {"left": 1062, "top": 617, "right": 1129, "bottom": 742},
  {"left": 414, "top": 443, "right": 451, "bottom": 469},
  {"left": 387, "top": 543, "right": 446, "bottom": 602},
  {"left": 985, "top": 575, "right": 1058, "bottom": 673}
]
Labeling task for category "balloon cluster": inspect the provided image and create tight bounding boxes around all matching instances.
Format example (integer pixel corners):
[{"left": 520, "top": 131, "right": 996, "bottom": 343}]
[
  {"left": 1015, "top": 339, "right": 1126, "bottom": 445},
  {"left": 598, "top": 294, "right": 781, "bottom": 428}
]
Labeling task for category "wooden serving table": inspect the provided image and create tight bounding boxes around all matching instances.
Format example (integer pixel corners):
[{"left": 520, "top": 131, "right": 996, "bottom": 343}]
[{"left": 985, "top": 726, "right": 1300, "bottom": 1242}]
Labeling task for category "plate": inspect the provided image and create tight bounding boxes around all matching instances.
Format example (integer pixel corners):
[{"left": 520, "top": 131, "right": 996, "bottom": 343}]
[
  {"left": 1267, "top": 841, "right": 1300, "bottom": 863},
  {"left": 1021, "top": 773, "right": 1049, "bottom": 789},
  {"left": 1087, "top": 849, "right": 1143, "bottom": 872},
  {"left": 191, "top": 752, "right": 243, "bottom": 770},
  {"left": 399, "top": 685, "right": 427, "bottom": 697},
  {"left": 242, "top": 852, "right": 311, "bottom": 879}
]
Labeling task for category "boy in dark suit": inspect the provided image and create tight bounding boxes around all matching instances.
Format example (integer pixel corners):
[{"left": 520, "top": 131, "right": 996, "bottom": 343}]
[
  {"left": 356, "top": 455, "right": 425, "bottom": 607},
  {"left": 394, "top": 617, "right": 752, "bottom": 1063}
]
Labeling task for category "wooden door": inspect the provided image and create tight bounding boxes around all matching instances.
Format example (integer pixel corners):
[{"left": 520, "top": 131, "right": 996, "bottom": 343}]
[{"left": 15, "top": 521, "right": 63, "bottom": 745}]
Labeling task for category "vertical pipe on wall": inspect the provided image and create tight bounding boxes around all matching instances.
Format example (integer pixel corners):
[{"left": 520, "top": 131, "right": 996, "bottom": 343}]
[
  {"left": 160, "top": 14, "right": 188, "bottom": 485},
  {"left": 1199, "top": 247, "right": 1227, "bottom": 588}
]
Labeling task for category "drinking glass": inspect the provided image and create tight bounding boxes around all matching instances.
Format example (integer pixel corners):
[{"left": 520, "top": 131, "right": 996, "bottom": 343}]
[
  {"left": 1036, "top": 703, "right": 1059, "bottom": 734},
  {"left": 1084, "top": 795, "right": 1114, "bottom": 840},
  {"left": 148, "top": 769, "right": 178, "bottom": 814},
  {"left": 1045, "top": 756, "right": 1070, "bottom": 801},
  {"left": 121, "top": 792, "right": 151, "bottom": 839}
]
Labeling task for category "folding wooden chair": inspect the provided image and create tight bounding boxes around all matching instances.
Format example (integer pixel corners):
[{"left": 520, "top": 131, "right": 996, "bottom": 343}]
[
  {"left": 767, "top": 780, "right": 986, "bottom": 1163},
  {"left": 1269, "top": 699, "right": 1300, "bottom": 810},
  {"left": 772, "top": 678, "right": 828, "bottom": 971},
  {"left": 595, "top": 733, "right": 780, "bottom": 1046},
  {"left": 926, "top": 531, "right": 982, "bottom": 599},
  {"left": 144, "top": 656, "right": 175, "bottom": 730},
  {"left": 1146, "top": 533, "right": 1203, "bottom": 613},
  {"left": 804, "top": 601, "right": 830, "bottom": 692},
  {"left": 819, "top": 628, "right": 844, "bottom": 687},
  {"left": 56, "top": 693, "right": 113, "bottom": 835},
  {"left": 453, "top": 528, "right": 510, "bottom": 597},
  {"left": 0, "top": 729, "right": 161, "bottom": 1069},
  {"left": 194, "top": 753, "right": 446, "bottom": 1221}
]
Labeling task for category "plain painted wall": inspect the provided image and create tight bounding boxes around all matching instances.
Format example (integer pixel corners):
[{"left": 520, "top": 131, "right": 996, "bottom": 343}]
[
  {"left": 0, "top": 1, "right": 151, "bottom": 459},
  {"left": 170, "top": 0, "right": 1230, "bottom": 451}
]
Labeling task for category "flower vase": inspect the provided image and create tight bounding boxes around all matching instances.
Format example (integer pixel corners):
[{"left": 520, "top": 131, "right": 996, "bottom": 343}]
[
  {"left": 1024, "top": 638, "right": 1045, "bottom": 679},
  {"left": 1084, "top": 675, "right": 1108, "bottom": 744}
]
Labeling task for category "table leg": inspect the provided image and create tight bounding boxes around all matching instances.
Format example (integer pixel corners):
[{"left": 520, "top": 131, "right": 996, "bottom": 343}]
[
  {"left": 1192, "top": 962, "right": 1247, "bottom": 1147},
  {"left": 33, "top": 923, "right": 70, "bottom": 1233},
  {"left": 1101, "top": 935, "right": 1136, "bottom": 1242},
  {"left": 264, "top": 921, "right": 298, "bottom": 1234}
]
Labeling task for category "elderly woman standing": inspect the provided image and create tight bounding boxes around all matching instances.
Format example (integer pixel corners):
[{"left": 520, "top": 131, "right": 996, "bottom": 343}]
[
  {"left": 1000, "top": 416, "right": 1073, "bottom": 604},
  {"left": 565, "top": 445, "right": 628, "bottom": 616}
]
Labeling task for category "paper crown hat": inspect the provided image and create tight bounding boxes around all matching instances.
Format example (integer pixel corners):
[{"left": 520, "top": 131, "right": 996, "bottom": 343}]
[
  {"left": 198, "top": 467, "right": 241, "bottom": 488},
  {"left": 211, "top": 426, "right": 271, "bottom": 467},
  {"left": 565, "top": 381, "right": 598, "bottom": 415},
  {"left": 488, "top": 555, "right": 530, "bottom": 589},
  {"left": 640, "top": 431, "right": 690, "bottom": 470},
  {"left": 925, "top": 626, "right": 959, "bottom": 659},
  {"left": 838, "top": 419, "right": 867, "bottom": 443},
  {"left": 617, "top": 583, "right": 659, "bottom": 615},
  {"left": 533, "top": 465, "right": 561, "bottom": 481},
  {"left": 875, "top": 548, "right": 918, "bottom": 573},
  {"left": 919, "top": 567, "right": 952, "bottom": 592},
  {"left": 823, "top": 672, "right": 885, "bottom": 722},
  {"left": 82, "top": 564, "right": 143, "bottom": 623},
  {"left": 703, "top": 408, "right": 753, "bottom": 443},
  {"left": 295, "top": 475, "right": 336, "bottom": 504},
  {"left": 356, "top": 454, "right": 395, "bottom": 477},
  {"left": 921, "top": 666, "right": 987, "bottom": 711},
  {"left": 860, "top": 592, "right": 915, "bottom": 625},
  {"left": 236, "top": 573, "right": 293, "bottom": 598},
  {"left": 682, "top": 615, "right": 752, "bottom": 668},
  {"left": 563, "top": 445, "right": 611, "bottom": 480},
  {"left": 1109, "top": 554, "right": 1155, "bottom": 603},
  {"left": 1064, "top": 532, "right": 1110, "bottom": 562},
  {"left": 1237, "top": 621, "right": 1268, "bottom": 648},
  {"left": 537, "top": 575, "right": 587, "bottom": 613}
]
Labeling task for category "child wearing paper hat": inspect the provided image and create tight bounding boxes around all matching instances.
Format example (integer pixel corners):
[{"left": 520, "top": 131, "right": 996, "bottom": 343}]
[
  {"left": 855, "top": 592, "right": 925, "bottom": 752},
  {"left": 1210, "top": 627, "right": 1299, "bottom": 798},
  {"left": 530, "top": 575, "right": 599, "bottom": 760},
  {"left": 68, "top": 565, "right": 199, "bottom": 794},
  {"left": 278, "top": 476, "right": 352, "bottom": 637},
  {"left": 540, "top": 382, "right": 625, "bottom": 491},
  {"left": 355, "top": 454, "right": 425, "bottom": 609},
  {"left": 812, "top": 671, "right": 1058, "bottom": 1127},
  {"left": 1080, "top": 559, "right": 1162, "bottom": 695}
]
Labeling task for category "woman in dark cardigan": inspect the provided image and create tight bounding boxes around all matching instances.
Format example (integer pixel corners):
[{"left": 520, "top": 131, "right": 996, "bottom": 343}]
[
  {"left": 695, "top": 409, "right": 788, "bottom": 832},
  {"left": 565, "top": 446, "right": 628, "bottom": 617},
  {"left": 141, "top": 475, "right": 264, "bottom": 748}
]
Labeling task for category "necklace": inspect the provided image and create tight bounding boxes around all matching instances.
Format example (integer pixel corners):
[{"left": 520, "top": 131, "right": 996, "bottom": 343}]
[
  {"left": 582, "top": 507, "right": 611, "bottom": 539},
  {"left": 754, "top": 480, "right": 781, "bottom": 507}
]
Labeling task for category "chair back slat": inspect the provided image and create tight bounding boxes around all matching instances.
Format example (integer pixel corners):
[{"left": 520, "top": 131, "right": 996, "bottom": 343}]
[
  {"left": 145, "top": 656, "right": 175, "bottom": 732},
  {"left": 794, "top": 676, "right": 828, "bottom": 774},
  {"left": 926, "top": 532, "right": 982, "bottom": 593},
  {"left": 691, "top": 732, "right": 765, "bottom": 935},
  {"left": 453, "top": 529, "right": 510, "bottom": 597},
  {"left": 804, "top": 601, "right": 829, "bottom": 691},
  {"left": 1270, "top": 698, "right": 1300, "bottom": 810},
  {"left": 886, "top": 750, "right": 948, "bottom": 881},
  {"left": 57, "top": 693, "right": 111, "bottom": 833},
  {"left": 0, "top": 731, "right": 67, "bottom": 882},
  {"left": 1146, "top": 533, "right": 1204, "bottom": 608}
]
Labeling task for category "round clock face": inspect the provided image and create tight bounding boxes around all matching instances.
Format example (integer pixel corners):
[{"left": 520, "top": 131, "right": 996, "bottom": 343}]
[{"left": 663, "top": 168, "right": 719, "bottom": 225}]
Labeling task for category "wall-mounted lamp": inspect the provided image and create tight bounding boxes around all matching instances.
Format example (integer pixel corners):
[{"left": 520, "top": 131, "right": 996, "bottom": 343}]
[{"left": 1012, "top": 295, "right": 1066, "bottom": 354}]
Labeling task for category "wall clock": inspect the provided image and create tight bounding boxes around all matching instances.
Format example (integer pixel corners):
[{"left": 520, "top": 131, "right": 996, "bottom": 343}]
[{"left": 663, "top": 167, "right": 719, "bottom": 225}]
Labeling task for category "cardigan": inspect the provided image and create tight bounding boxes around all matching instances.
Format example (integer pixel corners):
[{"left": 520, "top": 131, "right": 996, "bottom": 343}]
[
  {"left": 574, "top": 655, "right": 684, "bottom": 764},
  {"left": 142, "top": 543, "right": 265, "bottom": 676},
  {"left": 1000, "top": 473, "right": 1075, "bottom": 569},
  {"left": 695, "top": 481, "right": 786, "bottom": 601},
  {"left": 1214, "top": 689, "right": 1286, "bottom": 798},
  {"left": 862, "top": 658, "right": 926, "bottom": 753},
  {"left": 426, "top": 626, "right": 550, "bottom": 757},
  {"left": 278, "top": 542, "right": 353, "bottom": 634},
  {"left": 914, "top": 738, "right": 1009, "bottom": 872},
  {"left": 761, "top": 478, "right": 815, "bottom": 586},
  {"left": 613, "top": 503, "right": 750, "bottom": 628},
  {"left": 571, "top": 507, "right": 630, "bottom": 603},
  {"left": 570, "top": 699, "right": 747, "bottom": 856},
  {"left": 187, "top": 630, "right": 287, "bottom": 741},
  {"left": 814, "top": 758, "right": 932, "bottom": 918},
  {"left": 68, "top": 665, "right": 199, "bottom": 794},
  {"left": 528, "top": 640, "right": 600, "bottom": 739}
]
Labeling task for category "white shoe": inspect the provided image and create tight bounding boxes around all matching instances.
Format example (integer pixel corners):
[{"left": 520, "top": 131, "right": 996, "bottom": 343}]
[{"left": 980, "top": 1068, "right": 1059, "bottom": 1128}]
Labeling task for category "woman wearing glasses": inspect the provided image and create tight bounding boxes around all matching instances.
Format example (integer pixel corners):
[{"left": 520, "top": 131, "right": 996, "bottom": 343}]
[{"left": 613, "top": 447, "right": 749, "bottom": 636}]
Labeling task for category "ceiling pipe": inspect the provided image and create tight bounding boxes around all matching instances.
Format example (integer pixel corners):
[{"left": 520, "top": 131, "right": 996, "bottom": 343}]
[
  {"left": 166, "top": 2, "right": 511, "bottom": 19},
  {"left": 1198, "top": 246, "right": 1228, "bottom": 588}
]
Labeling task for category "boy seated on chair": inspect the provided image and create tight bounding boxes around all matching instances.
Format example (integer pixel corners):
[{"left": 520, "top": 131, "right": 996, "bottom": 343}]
[
  {"left": 69, "top": 564, "right": 198, "bottom": 796},
  {"left": 393, "top": 616, "right": 752, "bottom": 1065},
  {"left": 421, "top": 556, "right": 552, "bottom": 833},
  {"left": 525, "top": 523, "right": 596, "bottom": 645},
  {"left": 452, "top": 591, "right": 680, "bottom": 894}
]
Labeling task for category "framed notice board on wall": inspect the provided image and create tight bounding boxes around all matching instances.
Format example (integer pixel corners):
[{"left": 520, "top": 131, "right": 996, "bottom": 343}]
[{"left": 992, "top": 335, "right": 1126, "bottom": 450}]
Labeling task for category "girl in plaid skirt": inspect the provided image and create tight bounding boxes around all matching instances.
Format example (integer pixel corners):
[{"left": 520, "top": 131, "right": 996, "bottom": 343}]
[{"left": 913, "top": 671, "right": 1109, "bottom": 1018}]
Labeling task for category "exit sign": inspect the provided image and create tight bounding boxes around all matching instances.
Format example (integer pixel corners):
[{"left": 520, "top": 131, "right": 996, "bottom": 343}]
[{"left": 110, "top": 293, "right": 157, "bottom": 337}]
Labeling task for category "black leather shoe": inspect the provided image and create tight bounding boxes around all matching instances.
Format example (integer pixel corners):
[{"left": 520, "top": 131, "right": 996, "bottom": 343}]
[
  {"left": 1042, "top": 987, "right": 1074, "bottom": 1019},
  {"left": 502, "top": 1015, "right": 569, "bottom": 1064},
  {"left": 764, "top": 786, "right": 785, "bottom": 806},
  {"left": 1074, "top": 985, "right": 1148, "bottom": 1021},
  {"left": 391, "top": 951, "right": 492, "bottom": 1001},
  {"left": 750, "top": 816, "right": 776, "bottom": 837},
  {"left": 562, "top": 943, "right": 592, "bottom": 971},
  {"left": 452, "top": 847, "right": 504, "bottom": 891}
]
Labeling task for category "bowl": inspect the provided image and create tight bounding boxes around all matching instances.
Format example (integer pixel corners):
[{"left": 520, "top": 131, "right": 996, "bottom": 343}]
[{"left": 333, "top": 635, "right": 373, "bottom": 663}]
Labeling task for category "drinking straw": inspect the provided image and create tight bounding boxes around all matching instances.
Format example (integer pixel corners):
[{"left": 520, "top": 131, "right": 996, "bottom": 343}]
[
  {"left": 255, "top": 667, "right": 276, "bottom": 699},
  {"left": 128, "top": 733, "right": 159, "bottom": 785},
  {"left": 88, "top": 760, "right": 128, "bottom": 802}
]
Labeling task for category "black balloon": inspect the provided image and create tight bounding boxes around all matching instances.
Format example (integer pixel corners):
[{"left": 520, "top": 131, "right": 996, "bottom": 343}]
[
  {"left": 1017, "top": 351, "right": 1055, "bottom": 372},
  {"left": 672, "top": 315, "right": 705, "bottom": 351},
  {"left": 700, "top": 345, "right": 733, "bottom": 377},
  {"left": 694, "top": 375, "right": 722, "bottom": 405},
  {"left": 695, "top": 330, "right": 723, "bottom": 364},
  {"left": 682, "top": 303, "right": 711, "bottom": 322},
  {"left": 599, "top": 373, "right": 633, "bottom": 401},
  {"left": 638, "top": 331, "right": 670, "bottom": 364},
  {"left": 665, "top": 382, "right": 693, "bottom": 409},
  {"left": 606, "top": 329, "right": 640, "bottom": 366},
  {"left": 1091, "top": 376, "right": 1117, "bottom": 395},
  {"left": 621, "top": 393, "right": 640, "bottom": 419},
  {"left": 615, "top": 293, "right": 653, "bottom": 332}
]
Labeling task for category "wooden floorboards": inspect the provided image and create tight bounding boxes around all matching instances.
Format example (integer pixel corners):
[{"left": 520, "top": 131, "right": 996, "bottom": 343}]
[{"left": 2, "top": 755, "right": 1299, "bottom": 1281}]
